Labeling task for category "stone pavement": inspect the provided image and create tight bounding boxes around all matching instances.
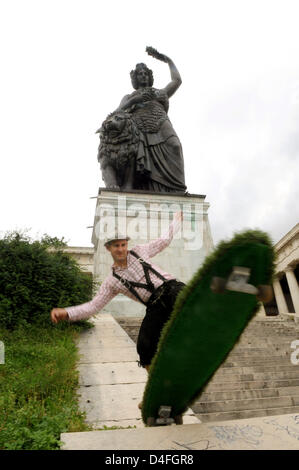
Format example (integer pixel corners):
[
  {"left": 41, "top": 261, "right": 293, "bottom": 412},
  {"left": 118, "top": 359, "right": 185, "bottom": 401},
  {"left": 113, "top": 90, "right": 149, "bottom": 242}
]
[{"left": 71, "top": 313, "right": 199, "bottom": 430}]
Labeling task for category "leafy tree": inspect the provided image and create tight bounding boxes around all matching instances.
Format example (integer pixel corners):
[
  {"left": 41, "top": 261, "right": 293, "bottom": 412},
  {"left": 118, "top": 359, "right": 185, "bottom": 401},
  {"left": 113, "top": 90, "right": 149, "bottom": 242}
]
[{"left": 0, "top": 231, "right": 93, "bottom": 329}]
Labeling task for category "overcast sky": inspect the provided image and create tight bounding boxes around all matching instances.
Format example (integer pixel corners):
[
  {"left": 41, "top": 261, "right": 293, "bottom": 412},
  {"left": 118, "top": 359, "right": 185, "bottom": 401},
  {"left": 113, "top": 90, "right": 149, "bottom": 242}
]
[{"left": 1, "top": 0, "right": 298, "bottom": 249}]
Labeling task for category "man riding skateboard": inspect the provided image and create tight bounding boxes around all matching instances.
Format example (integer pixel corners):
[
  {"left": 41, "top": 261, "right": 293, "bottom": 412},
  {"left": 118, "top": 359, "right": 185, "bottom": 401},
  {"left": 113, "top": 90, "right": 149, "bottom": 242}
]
[{"left": 50, "top": 211, "right": 185, "bottom": 376}]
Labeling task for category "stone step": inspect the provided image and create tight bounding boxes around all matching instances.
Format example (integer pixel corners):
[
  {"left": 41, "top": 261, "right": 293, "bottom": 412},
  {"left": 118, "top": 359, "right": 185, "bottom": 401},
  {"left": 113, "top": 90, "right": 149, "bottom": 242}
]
[
  {"left": 213, "top": 364, "right": 296, "bottom": 376},
  {"left": 225, "top": 357, "right": 290, "bottom": 365},
  {"left": 193, "top": 394, "right": 299, "bottom": 414},
  {"left": 235, "top": 339, "right": 293, "bottom": 347},
  {"left": 77, "top": 346, "right": 139, "bottom": 364},
  {"left": 254, "top": 329, "right": 297, "bottom": 333},
  {"left": 116, "top": 324, "right": 299, "bottom": 346},
  {"left": 77, "top": 334, "right": 135, "bottom": 350},
  {"left": 232, "top": 342, "right": 295, "bottom": 350},
  {"left": 195, "top": 406, "right": 299, "bottom": 424},
  {"left": 78, "top": 361, "right": 147, "bottom": 386},
  {"left": 247, "top": 321, "right": 298, "bottom": 325},
  {"left": 116, "top": 318, "right": 299, "bottom": 343},
  {"left": 235, "top": 338, "right": 297, "bottom": 346},
  {"left": 60, "top": 412, "right": 299, "bottom": 450},
  {"left": 199, "top": 385, "right": 299, "bottom": 402},
  {"left": 209, "top": 369, "right": 299, "bottom": 383},
  {"left": 222, "top": 357, "right": 291, "bottom": 367},
  {"left": 243, "top": 326, "right": 298, "bottom": 331},
  {"left": 117, "top": 334, "right": 295, "bottom": 355},
  {"left": 238, "top": 328, "right": 297, "bottom": 335},
  {"left": 246, "top": 318, "right": 297, "bottom": 324},
  {"left": 78, "top": 324, "right": 130, "bottom": 341},
  {"left": 77, "top": 382, "right": 196, "bottom": 429},
  {"left": 229, "top": 351, "right": 291, "bottom": 359},
  {"left": 245, "top": 321, "right": 298, "bottom": 326},
  {"left": 230, "top": 348, "right": 292, "bottom": 356},
  {"left": 240, "top": 335, "right": 296, "bottom": 342},
  {"left": 203, "top": 377, "right": 299, "bottom": 392},
  {"left": 241, "top": 329, "right": 296, "bottom": 338},
  {"left": 227, "top": 349, "right": 290, "bottom": 358},
  {"left": 246, "top": 327, "right": 299, "bottom": 333},
  {"left": 247, "top": 319, "right": 298, "bottom": 325}
]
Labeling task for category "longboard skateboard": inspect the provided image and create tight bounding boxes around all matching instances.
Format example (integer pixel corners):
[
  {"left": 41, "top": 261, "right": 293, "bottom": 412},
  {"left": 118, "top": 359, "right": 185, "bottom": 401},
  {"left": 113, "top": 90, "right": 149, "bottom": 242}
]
[{"left": 141, "top": 229, "right": 275, "bottom": 426}]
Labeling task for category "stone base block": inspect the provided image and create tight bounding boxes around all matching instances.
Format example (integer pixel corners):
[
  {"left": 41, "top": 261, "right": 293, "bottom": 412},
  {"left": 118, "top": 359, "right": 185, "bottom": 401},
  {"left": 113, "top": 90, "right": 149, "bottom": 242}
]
[{"left": 91, "top": 189, "right": 213, "bottom": 317}]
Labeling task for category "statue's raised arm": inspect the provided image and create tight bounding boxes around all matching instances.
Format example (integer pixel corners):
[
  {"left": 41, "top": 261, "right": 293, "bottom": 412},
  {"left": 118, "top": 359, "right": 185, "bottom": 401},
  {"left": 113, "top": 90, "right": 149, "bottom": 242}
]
[{"left": 146, "top": 46, "right": 182, "bottom": 98}]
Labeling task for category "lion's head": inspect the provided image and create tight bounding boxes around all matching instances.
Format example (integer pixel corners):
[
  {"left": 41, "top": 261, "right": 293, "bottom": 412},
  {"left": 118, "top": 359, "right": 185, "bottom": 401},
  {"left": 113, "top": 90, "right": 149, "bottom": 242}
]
[
  {"left": 99, "top": 112, "right": 127, "bottom": 140},
  {"left": 97, "top": 111, "right": 140, "bottom": 171}
]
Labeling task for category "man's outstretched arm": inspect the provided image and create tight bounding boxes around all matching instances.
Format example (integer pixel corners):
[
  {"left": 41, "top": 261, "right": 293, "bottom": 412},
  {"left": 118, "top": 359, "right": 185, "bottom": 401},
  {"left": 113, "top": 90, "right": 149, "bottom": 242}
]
[
  {"left": 137, "top": 211, "right": 182, "bottom": 259},
  {"left": 50, "top": 278, "right": 117, "bottom": 324}
]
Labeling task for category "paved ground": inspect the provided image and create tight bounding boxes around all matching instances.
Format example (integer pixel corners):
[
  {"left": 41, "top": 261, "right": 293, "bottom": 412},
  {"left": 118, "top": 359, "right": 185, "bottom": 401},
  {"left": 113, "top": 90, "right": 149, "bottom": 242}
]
[{"left": 74, "top": 313, "right": 199, "bottom": 429}]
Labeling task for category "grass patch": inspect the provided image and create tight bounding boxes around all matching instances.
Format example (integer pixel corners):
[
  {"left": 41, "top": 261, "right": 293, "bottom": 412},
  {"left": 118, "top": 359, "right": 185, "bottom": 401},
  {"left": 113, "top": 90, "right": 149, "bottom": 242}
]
[{"left": 0, "top": 322, "right": 93, "bottom": 450}]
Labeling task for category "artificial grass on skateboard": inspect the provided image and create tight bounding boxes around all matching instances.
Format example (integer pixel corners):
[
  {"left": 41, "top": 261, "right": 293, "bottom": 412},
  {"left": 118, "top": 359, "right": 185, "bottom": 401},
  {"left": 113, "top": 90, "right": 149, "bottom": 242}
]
[{"left": 141, "top": 229, "right": 276, "bottom": 424}]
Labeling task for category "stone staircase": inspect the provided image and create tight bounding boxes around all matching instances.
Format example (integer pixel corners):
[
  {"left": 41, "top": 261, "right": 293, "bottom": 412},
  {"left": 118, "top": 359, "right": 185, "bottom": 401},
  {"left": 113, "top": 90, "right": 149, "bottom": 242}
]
[{"left": 117, "top": 315, "right": 299, "bottom": 423}]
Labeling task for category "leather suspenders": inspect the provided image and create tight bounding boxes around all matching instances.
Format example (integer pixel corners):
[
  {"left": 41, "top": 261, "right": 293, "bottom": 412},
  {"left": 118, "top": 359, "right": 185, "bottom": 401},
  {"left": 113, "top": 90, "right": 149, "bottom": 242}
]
[{"left": 112, "top": 250, "right": 167, "bottom": 305}]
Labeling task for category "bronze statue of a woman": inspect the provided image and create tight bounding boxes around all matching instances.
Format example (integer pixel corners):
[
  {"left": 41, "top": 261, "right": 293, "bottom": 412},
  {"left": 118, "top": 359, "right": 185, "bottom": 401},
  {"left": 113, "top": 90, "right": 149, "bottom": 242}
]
[{"left": 97, "top": 47, "right": 187, "bottom": 193}]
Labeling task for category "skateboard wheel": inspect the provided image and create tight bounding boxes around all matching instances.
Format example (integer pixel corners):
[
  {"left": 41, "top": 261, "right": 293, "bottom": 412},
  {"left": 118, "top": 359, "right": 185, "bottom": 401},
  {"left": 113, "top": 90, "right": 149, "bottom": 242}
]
[
  {"left": 174, "top": 414, "right": 183, "bottom": 425},
  {"left": 257, "top": 285, "right": 273, "bottom": 303},
  {"left": 146, "top": 417, "right": 156, "bottom": 427},
  {"left": 210, "top": 276, "right": 226, "bottom": 293}
]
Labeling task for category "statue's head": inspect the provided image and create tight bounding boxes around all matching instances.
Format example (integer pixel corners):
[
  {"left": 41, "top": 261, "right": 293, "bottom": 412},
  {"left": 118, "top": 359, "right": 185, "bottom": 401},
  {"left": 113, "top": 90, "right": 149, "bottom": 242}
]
[{"left": 130, "top": 63, "right": 154, "bottom": 90}]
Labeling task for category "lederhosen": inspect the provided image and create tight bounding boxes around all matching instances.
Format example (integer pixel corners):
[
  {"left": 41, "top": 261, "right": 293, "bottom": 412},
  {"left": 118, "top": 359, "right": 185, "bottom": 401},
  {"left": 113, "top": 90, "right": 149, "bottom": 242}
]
[{"left": 112, "top": 250, "right": 185, "bottom": 367}]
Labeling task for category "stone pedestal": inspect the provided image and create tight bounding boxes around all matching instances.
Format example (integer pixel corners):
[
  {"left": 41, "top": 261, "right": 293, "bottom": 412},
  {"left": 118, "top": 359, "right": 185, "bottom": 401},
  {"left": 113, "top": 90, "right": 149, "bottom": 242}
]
[{"left": 91, "top": 189, "right": 214, "bottom": 317}]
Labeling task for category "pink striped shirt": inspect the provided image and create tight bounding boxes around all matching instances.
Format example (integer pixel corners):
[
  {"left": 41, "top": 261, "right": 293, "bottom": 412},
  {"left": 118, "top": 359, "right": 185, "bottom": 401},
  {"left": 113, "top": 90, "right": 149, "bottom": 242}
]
[{"left": 65, "top": 217, "right": 181, "bottom": 322}]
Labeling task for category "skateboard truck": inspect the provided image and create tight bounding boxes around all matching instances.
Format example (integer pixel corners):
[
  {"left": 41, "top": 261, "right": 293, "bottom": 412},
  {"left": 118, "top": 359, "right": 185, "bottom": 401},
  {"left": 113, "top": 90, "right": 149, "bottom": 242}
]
[
  {"left": 146, "top": 406, "right": 183, "bottom": 426},
  {"left": 211, "top": 266, "right": 273, "bottom": 302},
  {"left": 156, "top": 406, "right": 174, "bottom": 425},
  {"left": 226, "top": 266, "right": 258, "bottom": 295}
]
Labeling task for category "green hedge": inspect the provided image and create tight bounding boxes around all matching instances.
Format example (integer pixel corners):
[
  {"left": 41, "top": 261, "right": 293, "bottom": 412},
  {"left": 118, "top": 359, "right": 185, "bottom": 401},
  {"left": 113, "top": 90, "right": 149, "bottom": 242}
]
[{"left": 0, "top": 231, "right": 93, "bottom": 329}]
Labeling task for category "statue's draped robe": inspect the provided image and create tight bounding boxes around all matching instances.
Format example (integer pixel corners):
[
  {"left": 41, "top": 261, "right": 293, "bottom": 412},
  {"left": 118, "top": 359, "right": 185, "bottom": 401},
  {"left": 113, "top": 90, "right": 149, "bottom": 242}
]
[{"left": 128, "top": 88, "right": 186, "bottom": 193}]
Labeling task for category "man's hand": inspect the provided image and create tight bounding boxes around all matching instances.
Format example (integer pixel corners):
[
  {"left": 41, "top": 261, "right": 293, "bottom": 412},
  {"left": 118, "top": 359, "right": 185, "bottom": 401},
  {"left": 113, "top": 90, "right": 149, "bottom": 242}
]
[{"left": 50, "top": 308, "right": 69, "bottom": 324}]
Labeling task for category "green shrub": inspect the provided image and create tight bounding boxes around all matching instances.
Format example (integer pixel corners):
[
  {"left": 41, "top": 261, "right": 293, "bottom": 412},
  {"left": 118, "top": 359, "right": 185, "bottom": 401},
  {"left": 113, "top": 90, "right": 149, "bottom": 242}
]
[{"left": 0, "top": 231, "right": 93, "bottom": 329}]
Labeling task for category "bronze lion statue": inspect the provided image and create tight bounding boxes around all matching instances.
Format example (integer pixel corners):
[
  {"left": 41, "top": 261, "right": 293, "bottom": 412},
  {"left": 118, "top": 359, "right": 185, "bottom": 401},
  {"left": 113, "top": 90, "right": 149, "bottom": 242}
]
[{"left": 96, "top": 111, "right": 140, "bottom": 190}]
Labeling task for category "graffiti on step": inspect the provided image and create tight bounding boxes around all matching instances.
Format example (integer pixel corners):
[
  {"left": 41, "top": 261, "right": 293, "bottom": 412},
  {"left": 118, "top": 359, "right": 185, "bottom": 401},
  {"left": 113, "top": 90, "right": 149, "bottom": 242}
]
[
  {"left": 168, "top": 416, "right": 299, "bottom": 450},
  {"left": 263, "top": 415, "right": 299, "bottom": 441},
  {"left": 209, "top": 424, "right": 264, "bottom": 447},
  {"left": 171, "top": 439, "right": 216, "bottom": 451}
]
